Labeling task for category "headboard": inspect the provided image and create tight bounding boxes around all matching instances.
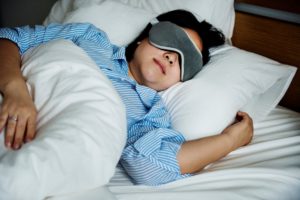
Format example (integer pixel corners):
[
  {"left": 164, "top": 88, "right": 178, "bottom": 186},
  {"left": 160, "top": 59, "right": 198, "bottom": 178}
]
[{"left": 232, "top": 0, "right": 300, "bottom": 112}]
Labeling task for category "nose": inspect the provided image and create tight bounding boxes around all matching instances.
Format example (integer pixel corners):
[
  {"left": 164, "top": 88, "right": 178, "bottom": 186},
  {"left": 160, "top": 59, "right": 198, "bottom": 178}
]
[{"left": 163, "top": 52, "right": 177, "bottom": 65}]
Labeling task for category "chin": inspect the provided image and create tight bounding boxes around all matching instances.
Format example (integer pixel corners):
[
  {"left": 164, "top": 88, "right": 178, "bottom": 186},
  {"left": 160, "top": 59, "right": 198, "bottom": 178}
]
[{"left": 144, "top": 82, "right": 162, "bottom": 91}]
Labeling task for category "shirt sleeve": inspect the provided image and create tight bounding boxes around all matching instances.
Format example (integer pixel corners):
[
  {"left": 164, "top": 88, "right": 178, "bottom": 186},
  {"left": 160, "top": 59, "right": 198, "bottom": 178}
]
[
  {"left": 119, "top": 86, "right": 191, "bottom": 186},
  {"left": 0, "top": 23, "right": 110, "bottom": 55}
]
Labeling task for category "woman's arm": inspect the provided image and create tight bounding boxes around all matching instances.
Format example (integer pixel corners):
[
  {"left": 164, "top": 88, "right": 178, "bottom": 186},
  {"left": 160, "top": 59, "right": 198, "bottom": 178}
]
[
  {"left": 177, "top": 111, "right": 253, "bottom": 174},
  {"left": 0, "top": 39, "right": 37, "bottom": 150},
  {"left": 0, "top": 23, "right": 111, "bottom": 150},
  {"left": 0, "top": 23, "right": 109, "bottom": 56}
]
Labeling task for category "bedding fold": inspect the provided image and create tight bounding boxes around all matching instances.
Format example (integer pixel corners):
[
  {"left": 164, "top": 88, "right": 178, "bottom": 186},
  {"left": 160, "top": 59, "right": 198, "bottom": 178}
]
[{"left": 0, "top": 39, "right": 126, "bottom": 200}]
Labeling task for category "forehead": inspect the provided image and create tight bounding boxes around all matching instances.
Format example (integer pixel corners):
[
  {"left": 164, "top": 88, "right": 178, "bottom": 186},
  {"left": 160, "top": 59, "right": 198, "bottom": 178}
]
[{"left": 182, "top": 28, "right": 203, "bottom": 51}]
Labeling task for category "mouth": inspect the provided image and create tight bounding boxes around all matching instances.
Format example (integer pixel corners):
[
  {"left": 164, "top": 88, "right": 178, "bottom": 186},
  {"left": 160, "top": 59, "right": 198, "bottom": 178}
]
[{"left": 153, "top": 58, "right": 166, "bottom": 75}]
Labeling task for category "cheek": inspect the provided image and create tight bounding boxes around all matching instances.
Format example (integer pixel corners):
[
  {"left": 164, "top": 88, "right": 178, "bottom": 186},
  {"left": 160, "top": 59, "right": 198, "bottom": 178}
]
[
  {"left": 134, "top": 44, "right": 153, "bottom": 64},
  {"left": 133, "top": 46, "right": 143, "bottom": 63},
  {"left": 170, "top": 66, "right": 181, "bottom": 82},
  {"left": 163, "top": 72, "right": 181, "bottom": 89}
]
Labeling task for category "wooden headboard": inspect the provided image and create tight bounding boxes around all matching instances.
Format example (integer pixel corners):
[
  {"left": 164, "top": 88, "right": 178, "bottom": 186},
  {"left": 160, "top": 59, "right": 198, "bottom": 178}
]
[{"left": 232, "top": 0, "right": 300, "bottom": 112}]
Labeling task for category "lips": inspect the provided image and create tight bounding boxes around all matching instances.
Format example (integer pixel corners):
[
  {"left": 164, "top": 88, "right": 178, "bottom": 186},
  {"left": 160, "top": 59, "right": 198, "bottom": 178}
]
[{"left": 153, "top": 58, "right": 166, "bottom": 74}]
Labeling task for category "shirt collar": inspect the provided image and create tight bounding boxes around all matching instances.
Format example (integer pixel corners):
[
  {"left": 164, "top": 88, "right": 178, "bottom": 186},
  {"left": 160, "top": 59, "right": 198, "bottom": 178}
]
[{"left": 112, "top": 45, "right": 126, "bottom": 60}]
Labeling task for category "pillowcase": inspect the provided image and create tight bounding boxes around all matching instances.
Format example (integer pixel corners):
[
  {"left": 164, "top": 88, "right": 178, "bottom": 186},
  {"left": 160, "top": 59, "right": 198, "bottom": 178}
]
[
  {"left": 43, "top": 0, "right": 108, "bottom": 25},
  {"left": 0, "top": 40, "right": 126, "bottom": 199},
  {"left": 159, "top": 45, "right": 297, "bottom": 141},
  {"left": 43, "top": 0, "right": 73, "bottom": 25},
  {"left": 45, "top": 0, "right": 235, "bottom": 44},
  {"left": 62, "top": 1, "right": 157, "bottom": 46},
  {"left": 107, "top": 0, "right": 235, "bottom": 39}
]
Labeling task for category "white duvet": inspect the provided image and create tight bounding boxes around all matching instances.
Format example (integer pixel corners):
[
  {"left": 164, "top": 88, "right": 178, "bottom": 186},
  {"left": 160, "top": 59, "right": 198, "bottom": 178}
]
[{"left": 0, "top": 40, "right": 126, "bottom": 200}]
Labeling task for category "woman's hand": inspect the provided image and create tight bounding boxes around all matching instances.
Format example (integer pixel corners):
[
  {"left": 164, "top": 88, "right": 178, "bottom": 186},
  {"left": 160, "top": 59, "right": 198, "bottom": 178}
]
[
  {"left": 177, "top": 111, "right": 253, "bottom": 174},
  {"left": 222, "top": 111, "right": 253, "bottom": 151},
  {"left": 0, "top": 79, "right": 37, "bottom": 150}
]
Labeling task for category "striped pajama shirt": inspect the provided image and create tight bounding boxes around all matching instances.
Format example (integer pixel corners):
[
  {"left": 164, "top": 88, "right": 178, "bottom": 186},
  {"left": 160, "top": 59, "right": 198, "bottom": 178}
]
[{"left": 0, "top": 23, "right": 190, "bottom": 185}]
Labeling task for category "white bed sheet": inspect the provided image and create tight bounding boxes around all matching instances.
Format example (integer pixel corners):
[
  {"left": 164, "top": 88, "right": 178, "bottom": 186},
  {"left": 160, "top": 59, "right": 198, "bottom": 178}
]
[
  {"left": 104, "top": 106, "right": 300, "bottom": 200},
  {"left": 50, "top": 106, "right": 300, "bottom": 200}
]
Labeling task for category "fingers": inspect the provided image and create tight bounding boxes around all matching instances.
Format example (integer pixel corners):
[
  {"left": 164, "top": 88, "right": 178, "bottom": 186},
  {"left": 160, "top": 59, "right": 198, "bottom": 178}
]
[
  {"left": 0, "top": 104, "right": 9, "bottom": 131},
  {"left": 14, "top": 115, "right": 27, "bottom": 149},
  {"left": 25, "top": 115, "right": 37, "bottom": 142},
  {"left": 237, "top": 111, "right": 248, "bottom": 118},
  {"left": 0, "top": 109, "right": 37, "bottom": 150},
  {"left": 7, "top": 114, "right": 37, "bottom": 150},
  {"left": 236, "top": 111, "right": 253, "bottom": 123},
  {"left": 237, "top": 111, "right": 254, "bottom": 142},
  {"left": 5, "top": 115, "right": 18, "bottom": 148},
  {"left": 0, "top": 80, "right": 37, "bottom": 150}
]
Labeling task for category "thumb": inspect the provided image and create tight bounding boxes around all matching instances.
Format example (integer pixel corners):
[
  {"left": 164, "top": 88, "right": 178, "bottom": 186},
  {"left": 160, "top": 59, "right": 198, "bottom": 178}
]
[{"left": 236, "top": 111, "right": 249, "bottom": 122}]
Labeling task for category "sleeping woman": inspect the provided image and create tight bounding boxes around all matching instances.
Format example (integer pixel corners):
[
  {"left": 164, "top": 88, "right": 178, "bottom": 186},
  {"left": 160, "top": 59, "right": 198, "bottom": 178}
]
[{"left": 0, "top": 9, "right": 253, "bottom": 185}]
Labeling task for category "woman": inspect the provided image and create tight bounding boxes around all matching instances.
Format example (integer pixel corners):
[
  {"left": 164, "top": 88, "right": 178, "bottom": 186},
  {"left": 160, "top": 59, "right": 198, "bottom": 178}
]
[{"left": 0, "top": 10, "right": 253, "bottom": 185}]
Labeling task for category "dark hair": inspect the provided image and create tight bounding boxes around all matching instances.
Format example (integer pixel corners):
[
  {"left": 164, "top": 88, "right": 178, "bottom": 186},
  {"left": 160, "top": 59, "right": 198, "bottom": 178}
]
[{"left": 125, "top": 9, "right": 225, "bottom": 65}]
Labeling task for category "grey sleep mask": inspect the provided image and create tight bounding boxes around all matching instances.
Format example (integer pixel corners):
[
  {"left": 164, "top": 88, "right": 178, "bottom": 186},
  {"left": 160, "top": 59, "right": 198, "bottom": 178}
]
[{"left": 149, "top": 21, "right": 203, "bottom": 81}]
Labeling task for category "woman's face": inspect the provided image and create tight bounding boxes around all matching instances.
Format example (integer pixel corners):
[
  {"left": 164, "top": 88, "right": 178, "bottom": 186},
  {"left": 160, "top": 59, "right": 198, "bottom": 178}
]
[{"left": 128, "top": 28, "right": 203, "bottom": 91}]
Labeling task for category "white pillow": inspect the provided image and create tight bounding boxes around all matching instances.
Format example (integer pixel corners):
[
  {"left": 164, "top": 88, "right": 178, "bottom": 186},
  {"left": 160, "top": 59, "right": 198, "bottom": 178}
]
[
  {"left": 109, "top": 0, "right": 235, "bottom": 39},
  {"left": 62, "top": 1, "right": 156, "bottom": 46},
  {"left": 0, "top": 40, "right": 126, "bottom": 199},
  {"left": 44, "top": 0, "right": 107, "bottom": 25},
  {"left": 160, "top": 45, "right": 297, "bottom": 141},
  {"left": 45, "top": 0, "right": 235, "bottom": 45},
  {"left": 43, "top": 0, "right": 74, "bottom": 25}
]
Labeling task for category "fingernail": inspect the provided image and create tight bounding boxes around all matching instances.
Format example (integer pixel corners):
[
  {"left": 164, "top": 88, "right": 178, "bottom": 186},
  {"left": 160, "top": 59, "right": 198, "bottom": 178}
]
[
  {"left": 6, "top": 142, "right": 11, "bottom": 149},
  {"left": 14, "top": 144, "right": 20, "bottom": 150}
]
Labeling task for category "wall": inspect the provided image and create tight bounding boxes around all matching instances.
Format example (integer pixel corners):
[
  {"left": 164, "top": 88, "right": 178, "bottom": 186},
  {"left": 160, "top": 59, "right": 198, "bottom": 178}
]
[{"left": 0, "top": 0, "right": 57, "bottom": 27}]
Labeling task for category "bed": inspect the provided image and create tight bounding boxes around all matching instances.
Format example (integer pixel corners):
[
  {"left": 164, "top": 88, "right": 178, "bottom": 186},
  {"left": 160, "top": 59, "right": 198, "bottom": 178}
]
[{"left": 0, "top": 0, "right": 299, "bottom": 200}]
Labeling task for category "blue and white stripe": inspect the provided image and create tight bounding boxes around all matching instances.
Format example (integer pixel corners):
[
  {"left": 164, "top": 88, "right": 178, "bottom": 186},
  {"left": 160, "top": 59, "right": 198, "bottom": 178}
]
[{"left": 0, "top": 23, "right": 190, "bottom": 185}]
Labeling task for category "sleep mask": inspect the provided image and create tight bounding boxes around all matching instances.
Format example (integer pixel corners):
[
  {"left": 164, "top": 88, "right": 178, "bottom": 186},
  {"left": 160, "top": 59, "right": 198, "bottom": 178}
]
[{"left": 149, "top": 21, "right": 203, "bottom": 81}]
